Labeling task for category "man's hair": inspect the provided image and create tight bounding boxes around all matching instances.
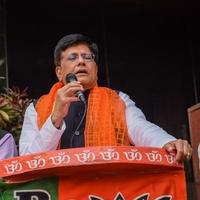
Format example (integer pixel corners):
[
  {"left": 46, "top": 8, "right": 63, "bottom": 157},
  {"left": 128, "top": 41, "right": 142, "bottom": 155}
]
[{"left": 54, "top": 33, "right": 99, "bottom": 66}]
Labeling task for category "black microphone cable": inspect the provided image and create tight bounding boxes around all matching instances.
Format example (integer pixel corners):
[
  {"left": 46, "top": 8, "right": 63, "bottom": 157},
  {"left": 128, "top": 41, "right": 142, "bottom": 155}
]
[{"left": 70, "top": 100, "right": 87, "bottom": 148}]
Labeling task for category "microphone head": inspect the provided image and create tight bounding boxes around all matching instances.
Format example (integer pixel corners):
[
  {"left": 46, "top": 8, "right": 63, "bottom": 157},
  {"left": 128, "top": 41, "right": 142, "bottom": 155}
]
[
  {"left": 66, "top": 73, "right": 77, "bottom": 83},
  {"left": 65, "top": 73, "right": 86, "bottom": 103}
]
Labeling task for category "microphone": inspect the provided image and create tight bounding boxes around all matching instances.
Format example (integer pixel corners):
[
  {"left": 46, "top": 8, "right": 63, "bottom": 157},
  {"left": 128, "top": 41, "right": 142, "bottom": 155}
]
[{"left": 66, "top": 73, "right": 86, "bottom": 103}]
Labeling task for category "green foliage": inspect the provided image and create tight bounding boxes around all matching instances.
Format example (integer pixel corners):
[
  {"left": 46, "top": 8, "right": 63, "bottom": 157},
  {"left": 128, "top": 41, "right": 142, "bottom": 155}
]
[{"left": 0, "top": 87, "right": 32, "bottom": 144}]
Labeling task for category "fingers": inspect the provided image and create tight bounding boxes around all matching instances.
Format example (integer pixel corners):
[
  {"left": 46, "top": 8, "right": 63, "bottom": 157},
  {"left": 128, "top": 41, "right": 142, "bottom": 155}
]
[
  {"left": 62, "top": 81, "right": 84, "bottom": 99},
  {"left": 174, "top": 139, "right": 184, "bottom": 162},
  {"left": 52, "top": 81, "right": 84, "bottom": 123},
  {"left": 56, "top": 81, "right": 83, "bottom": 104},
  {"left": 163, "top": 142, "right": 176, "bottom": 152},
  {"left": 163, "top": 139, "right": 192, "bottom": 163},
  {"left": 185, "top": 142, "right": 193, "bottom": 160}
]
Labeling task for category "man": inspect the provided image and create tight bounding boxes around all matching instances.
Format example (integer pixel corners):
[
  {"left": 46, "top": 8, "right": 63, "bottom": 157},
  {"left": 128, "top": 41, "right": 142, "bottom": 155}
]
[
  {"left": 19, "top": 33, "right": 192, "bottom": 162},
  {"left": 0, "top": 128, "right": 18, "bottom": 159}
]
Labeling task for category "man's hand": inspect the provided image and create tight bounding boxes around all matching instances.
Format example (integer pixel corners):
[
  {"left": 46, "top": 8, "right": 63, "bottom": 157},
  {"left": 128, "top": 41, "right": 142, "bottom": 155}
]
[
  {"left": 51, "top": 81, "right": 84, "bottom": 128},
  {"left": 163, "top": 139, "right": 192, "bottom": 162}
]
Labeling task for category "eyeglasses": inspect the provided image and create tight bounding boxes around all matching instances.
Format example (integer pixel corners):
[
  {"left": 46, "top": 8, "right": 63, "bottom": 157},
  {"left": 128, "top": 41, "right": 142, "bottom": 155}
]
[{"left": 65, "top": 53, "right": 95, "bottom": 63}]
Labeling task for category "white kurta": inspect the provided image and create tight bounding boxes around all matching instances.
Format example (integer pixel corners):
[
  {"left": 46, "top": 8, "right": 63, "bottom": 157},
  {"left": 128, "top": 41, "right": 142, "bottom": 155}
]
[{"left": 19, "top": 91, "right": 176, "bottom": 155}]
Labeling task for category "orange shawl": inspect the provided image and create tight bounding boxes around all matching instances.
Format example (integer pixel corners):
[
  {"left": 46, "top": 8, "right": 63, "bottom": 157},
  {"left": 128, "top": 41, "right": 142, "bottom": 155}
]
[{"left": 35, "top": 82, "right": 130, "bottom": 146}]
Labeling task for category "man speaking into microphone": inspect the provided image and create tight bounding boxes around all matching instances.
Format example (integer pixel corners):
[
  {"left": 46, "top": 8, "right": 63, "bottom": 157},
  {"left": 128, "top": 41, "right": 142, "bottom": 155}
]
[{"left": 19, "top": 33, "right": 192, "bottom": 162}]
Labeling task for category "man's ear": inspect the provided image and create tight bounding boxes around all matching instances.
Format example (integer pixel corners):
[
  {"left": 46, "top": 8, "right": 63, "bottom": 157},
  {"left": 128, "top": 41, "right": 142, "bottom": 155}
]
[{"left": 55, "top": 66, "right": 62, "bottom": 81}]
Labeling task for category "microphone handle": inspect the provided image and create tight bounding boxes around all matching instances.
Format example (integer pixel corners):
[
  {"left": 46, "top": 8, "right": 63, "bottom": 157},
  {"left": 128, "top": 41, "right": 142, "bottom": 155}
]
[{"left": 77, "top": 91, "right": 86, "bottom": 103}]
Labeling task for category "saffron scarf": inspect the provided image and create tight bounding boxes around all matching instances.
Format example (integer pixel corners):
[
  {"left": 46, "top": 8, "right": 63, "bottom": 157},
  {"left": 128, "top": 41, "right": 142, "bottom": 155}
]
[{"left": 35, "top": 82, "right": 130, "bottom": 146}]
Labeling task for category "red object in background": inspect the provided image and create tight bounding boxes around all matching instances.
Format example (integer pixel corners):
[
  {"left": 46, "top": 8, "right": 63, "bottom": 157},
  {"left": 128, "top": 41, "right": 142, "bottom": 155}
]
[{"left": 188, "top": 103, "right": 200, "bottom": 200}]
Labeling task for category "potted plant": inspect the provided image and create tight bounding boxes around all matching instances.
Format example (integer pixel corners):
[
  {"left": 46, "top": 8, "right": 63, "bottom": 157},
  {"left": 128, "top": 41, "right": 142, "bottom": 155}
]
[{"left": 0, "top": 87, "right": 32, "bottom": 145}]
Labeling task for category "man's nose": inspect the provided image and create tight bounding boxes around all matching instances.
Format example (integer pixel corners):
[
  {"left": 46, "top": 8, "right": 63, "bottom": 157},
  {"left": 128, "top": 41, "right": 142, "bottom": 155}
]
[
  {"left": 78, "top": 55, "right": 85, "bottom": 62},
  {"left": 77, "top": 55, "right": 85, "bottom": 64}
]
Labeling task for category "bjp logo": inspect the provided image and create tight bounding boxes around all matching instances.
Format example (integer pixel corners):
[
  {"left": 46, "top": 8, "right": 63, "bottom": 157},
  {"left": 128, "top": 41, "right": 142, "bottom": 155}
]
[{"left": 89, "top": 192, "right": 172, "bottom": 200}]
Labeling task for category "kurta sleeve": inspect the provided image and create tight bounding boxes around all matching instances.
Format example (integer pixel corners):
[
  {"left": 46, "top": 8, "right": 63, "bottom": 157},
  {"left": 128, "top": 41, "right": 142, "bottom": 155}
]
[
  {"left": 119, "top": 91, "right": 176, "bottom": 147},
  {"left": 19, "top": 103, "right": 65, "bottom": 155}
]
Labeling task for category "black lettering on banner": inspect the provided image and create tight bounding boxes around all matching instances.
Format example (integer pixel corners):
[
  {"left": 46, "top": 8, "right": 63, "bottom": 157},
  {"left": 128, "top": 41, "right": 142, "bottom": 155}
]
[{"left": 14, "top": 189, "right": 51, "bottom": 200}]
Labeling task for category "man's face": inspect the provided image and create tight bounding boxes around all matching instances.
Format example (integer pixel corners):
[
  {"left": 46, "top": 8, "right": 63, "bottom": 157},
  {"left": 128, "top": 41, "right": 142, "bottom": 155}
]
[{"left": 55, "top": 43, "right": 98, "bottom": 90}]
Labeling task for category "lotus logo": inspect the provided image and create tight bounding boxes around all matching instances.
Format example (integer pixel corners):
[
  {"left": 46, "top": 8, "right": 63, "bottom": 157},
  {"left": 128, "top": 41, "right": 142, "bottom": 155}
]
[{"left": 89, "top": 192, "right": 172, "bottom": 200}]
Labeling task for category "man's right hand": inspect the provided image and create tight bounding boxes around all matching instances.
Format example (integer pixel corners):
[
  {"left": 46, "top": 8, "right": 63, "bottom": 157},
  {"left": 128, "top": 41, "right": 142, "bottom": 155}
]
[{"left": 51, "top": 81, "right": 84, "bottom": 128}]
